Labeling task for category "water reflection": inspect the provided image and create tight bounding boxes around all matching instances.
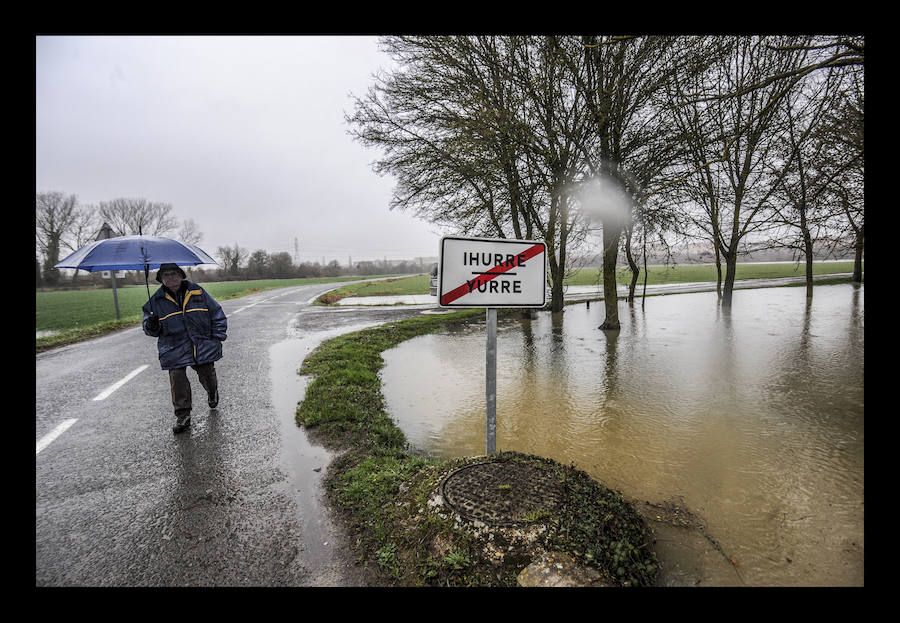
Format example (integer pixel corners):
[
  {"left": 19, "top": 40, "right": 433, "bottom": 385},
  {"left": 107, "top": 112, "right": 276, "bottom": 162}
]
[{"left": 381, "top": 285, "right": 864, "bottom": 586}]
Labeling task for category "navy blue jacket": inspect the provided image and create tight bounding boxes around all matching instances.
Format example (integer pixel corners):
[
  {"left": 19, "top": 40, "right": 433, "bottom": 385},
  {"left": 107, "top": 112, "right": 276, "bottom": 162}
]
[{"left": 142, "top": 280, "right": 227, "bottom": 370}]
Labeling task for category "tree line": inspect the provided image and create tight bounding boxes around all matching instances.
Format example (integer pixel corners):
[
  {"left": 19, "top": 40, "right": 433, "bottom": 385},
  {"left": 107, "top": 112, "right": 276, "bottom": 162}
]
[
  {"left": 210, "top": 243, "right": 427, "bottom": 281},
  {"left": 35, "top": 192, "right": 426, "bottom": 287},
  {"left": 35, "top": 193, "right": 203, "bottom": 287},
  {"left": 346, "top": 35, "right": 863, "bottom": 327}
]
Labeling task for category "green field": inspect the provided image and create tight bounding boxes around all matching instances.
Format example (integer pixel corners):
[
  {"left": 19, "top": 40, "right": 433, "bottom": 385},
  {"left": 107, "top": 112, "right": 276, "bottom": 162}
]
[
  {"left": 36, "top": 262, "right": 860, "bottom": 351},
  {"left": 35, "top": 275, "right": 394, "bottom": 350},
  {"left": 322, "top": 261, "right": 860, "bottom": 299},
  {"left": 567, "top": 260, "right": 860, "bottom": 287}
]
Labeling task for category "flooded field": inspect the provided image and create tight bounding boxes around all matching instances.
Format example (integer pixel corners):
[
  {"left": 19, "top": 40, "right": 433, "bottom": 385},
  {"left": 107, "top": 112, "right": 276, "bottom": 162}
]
[{"left": 381, "top": 284, "right": 864, "bottom": 586}]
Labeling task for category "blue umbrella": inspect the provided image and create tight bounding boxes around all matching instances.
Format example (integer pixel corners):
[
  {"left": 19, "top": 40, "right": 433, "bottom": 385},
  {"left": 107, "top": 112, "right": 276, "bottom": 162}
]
[
  {"left": 55, "top": 234, "right": 218, "bottom": 304},
  {"left": 55, "top": 234, "right": 216, "bottom": 271}
]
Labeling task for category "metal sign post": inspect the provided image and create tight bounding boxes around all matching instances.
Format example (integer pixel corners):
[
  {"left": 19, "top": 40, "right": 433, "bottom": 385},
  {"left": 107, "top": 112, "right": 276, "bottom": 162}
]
[
  {"left": 438, "top": 236, "right": 547, "bottom": 455},
  {"left": 485, "top": 307, "right": 497, "bottom": 454},
  {"left": 96, "top": 223, "right": 121, "bottom": 320},
  {"left": 109, "top": 271, "right": 121, "bottom": 320}
]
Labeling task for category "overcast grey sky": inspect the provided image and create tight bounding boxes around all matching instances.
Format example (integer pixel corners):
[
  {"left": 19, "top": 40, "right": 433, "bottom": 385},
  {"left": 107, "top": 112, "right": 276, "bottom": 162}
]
[{"left": 35, "top": 35, "right": 444, "bottom": 266}]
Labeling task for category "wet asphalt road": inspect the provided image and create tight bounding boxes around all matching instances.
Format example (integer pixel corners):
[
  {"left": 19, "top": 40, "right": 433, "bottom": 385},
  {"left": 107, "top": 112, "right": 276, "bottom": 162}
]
[{"left": 35, "top": 281, "right": 427, "bottom": 587}]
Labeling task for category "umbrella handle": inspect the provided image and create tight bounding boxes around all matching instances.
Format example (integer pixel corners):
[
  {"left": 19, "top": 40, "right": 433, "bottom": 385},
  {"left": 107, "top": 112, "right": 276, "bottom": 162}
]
[{"left": 140, "top": 233, "right": 152, "bottom": 303}]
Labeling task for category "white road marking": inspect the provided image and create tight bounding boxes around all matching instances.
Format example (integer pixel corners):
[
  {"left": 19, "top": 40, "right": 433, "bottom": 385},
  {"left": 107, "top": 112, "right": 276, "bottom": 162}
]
[
  {"left": 92, "top": 364, "right": 149, "bottom": 401},
  {"left": 232, "top": 295, "right": 276, "bottom": 315},
  {"left": 36, "top": 418, "right": 78, "bottom": 455}
]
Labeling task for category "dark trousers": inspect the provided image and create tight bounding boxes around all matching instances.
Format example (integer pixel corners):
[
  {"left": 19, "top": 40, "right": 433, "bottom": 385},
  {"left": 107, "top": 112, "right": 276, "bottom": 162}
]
[{"left": 168, "top": 362, "right": 218, "bottom": 420}]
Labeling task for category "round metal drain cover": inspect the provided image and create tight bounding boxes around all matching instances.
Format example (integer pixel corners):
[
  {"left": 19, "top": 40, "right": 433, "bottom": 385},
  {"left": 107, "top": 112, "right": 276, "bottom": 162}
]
[{"left": 441, "top": 460, "right": 563, "bottom": 526}]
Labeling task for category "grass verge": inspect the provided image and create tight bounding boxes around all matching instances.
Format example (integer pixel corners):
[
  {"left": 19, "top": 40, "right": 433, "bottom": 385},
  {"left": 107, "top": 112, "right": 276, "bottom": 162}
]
[
  {"left": 316, "top": 274, "right": 430, "bottom": 304},
  {"left": 295, "top": 308, "right": 658, "bottom": 586}
]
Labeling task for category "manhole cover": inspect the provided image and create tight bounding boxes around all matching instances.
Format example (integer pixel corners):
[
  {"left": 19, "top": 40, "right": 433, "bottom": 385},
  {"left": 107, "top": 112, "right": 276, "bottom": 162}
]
[{"left": 441, "top": 460, "right": 563, "bottom": 526}]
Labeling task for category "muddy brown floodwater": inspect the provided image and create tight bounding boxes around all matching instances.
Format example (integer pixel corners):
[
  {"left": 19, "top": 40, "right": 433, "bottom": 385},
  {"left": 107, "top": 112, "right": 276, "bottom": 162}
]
[{"left": 381, "top": 284, "right": 864, "bottom": 586}]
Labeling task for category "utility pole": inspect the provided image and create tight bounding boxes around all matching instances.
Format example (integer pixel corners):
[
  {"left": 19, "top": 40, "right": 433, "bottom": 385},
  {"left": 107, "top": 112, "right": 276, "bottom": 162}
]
[{"left": 96, "top": 222, "right": 120, "bottom": 320}]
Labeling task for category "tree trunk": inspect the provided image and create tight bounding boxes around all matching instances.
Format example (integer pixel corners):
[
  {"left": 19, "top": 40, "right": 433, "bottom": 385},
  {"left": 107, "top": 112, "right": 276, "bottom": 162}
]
[
  {"left": 804, "top": 232, "right": 814, "bottom": 299},
  {"left": 599, "top": 219, "right": 622, "bottom": 330},
  {"left": 504, "top": 159, "right": 524, "bottom": 240},
  {"left": 714, "top": 243, "right": 723, "bottom": 302},
  {"left": 641, "top": 228, "right": 648, "bottom": 311},
  {"left": 852, "top": 224, "right": 864, "bottom": 283},
  {"left": 556, "top": 192, "right": 570, "bottom": 311},
  {"left": 721, "top": 249, "right": 737, "bottom": 308},
  {"left": 42, "top": 234, "right": 62, "bottom": 286},
  {"left": 550, "top": 254, "right": 565, "bottom": 312},
  {"left": 624, "top": 223, "right": 639, "bottom": 303},
  {"left": 546, "top": 192, "right": 566, "bottom": 312}
]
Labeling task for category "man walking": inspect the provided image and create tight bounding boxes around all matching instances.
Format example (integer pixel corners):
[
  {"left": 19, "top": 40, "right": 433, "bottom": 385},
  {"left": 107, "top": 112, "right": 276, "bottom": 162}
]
[{"left": 142, "top": 263, "right": 227, "bottom": 434}]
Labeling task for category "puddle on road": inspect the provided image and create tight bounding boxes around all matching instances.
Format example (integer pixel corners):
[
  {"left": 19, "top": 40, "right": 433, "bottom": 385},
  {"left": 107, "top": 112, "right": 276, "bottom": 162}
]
[
  {"left": 381, "top": 285, "right": 864, "bottom": 586},
  {"left": 269, "top": 321, "right": 382, "bottom": 583}
]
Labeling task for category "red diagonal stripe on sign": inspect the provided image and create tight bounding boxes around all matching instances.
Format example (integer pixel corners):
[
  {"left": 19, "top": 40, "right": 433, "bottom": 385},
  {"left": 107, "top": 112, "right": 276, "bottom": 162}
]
[{"left": 440, "top": 242, "right": 545, "bottom": 306}]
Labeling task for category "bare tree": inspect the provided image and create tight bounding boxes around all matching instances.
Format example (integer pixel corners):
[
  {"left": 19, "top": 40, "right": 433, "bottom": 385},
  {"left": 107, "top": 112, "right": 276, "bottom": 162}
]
[
  {"left": 569, "top": 35, "right": 708, "bottom": 326},
  {"left": 347, "top": 36, "right": 504, "bottom": 237},
  {"left": 97, "top": 197, "right": 179, "bottom": 236},
  {"left": 769, "top": 66, "right": 853, "bottom": 298},
  {"left": 64, "top": 204, "right": 101, "bottom": 252},
  {"left": 688, "top": 36, "right": 863, "bottom": 104},
  {"left": 245, "top": 249, "right": 270, "bottom": 279},
  {"left": 348, "top": 36, "right": 576, "bottom": 308},
  {"left": 216, "top": 243, "right": 247, "bottom": 278},
  {"left": 178, "top": 218, "right": 204, "bottom": 245},
  {"left": 36, "top": 191, "right": 79, "bottom": 285},
  {"left": 62, "top": 202, "right": 101, "bottom": 284},
  {"left": 508, "top": 36, "right": 590, "bottom": 312},
  {"left": 269, "top": 251, "right": 294, "bottom": 279},
  {"left": 662, "top": 35, "right": 863, "bottom": 305},
  {"left": 349, "top": 35, "right": 718, "bottom": 317},
  {"left": 815, "top": 69, "right": 864, "bottom": 282},
  {"left": 668, "top": 36, "right": 819, "bottom": 307}
]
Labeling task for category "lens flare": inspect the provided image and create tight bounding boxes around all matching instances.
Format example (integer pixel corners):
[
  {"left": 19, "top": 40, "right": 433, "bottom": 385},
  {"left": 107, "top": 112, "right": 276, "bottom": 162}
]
[{"left": 574, "top": 172, "right": 634, "bottom": 224}]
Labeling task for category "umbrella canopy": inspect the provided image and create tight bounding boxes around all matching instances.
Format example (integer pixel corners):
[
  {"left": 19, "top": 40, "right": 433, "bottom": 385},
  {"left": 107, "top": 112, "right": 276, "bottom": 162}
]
[{"left": 55, "top": 234, "right": 217, "bottom": 272}]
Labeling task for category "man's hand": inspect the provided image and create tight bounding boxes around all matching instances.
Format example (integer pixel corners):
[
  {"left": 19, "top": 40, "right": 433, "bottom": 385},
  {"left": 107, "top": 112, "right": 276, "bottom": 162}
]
[{"left": 146, "top": 313, "right": 160, "bottom": 332}]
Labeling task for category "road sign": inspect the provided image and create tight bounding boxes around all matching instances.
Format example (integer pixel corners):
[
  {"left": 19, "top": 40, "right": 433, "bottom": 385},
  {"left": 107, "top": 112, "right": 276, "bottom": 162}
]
[
  {"left": 438, "top": 236, "right": 547, "bottom": 308},
  {"left": 437, "top": 236, "right": 547, "bottom": 456}
]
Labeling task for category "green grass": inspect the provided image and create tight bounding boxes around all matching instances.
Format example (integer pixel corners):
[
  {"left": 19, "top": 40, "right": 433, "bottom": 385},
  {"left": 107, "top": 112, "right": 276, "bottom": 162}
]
[
  {"left": 35, "top": 275, "right": 395, "bottom": 351},
  {"left": 295, "top": 310, "right": 658, "bottom": 586},
  {"left": 296, "top": 309, "right": 482, "bottom": 449},
  {"left": 315, "top": 274, "right": 430, "bottom": 304},
  {"left": 325, "top": 274, "right": 430, "bottom": 298}
]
